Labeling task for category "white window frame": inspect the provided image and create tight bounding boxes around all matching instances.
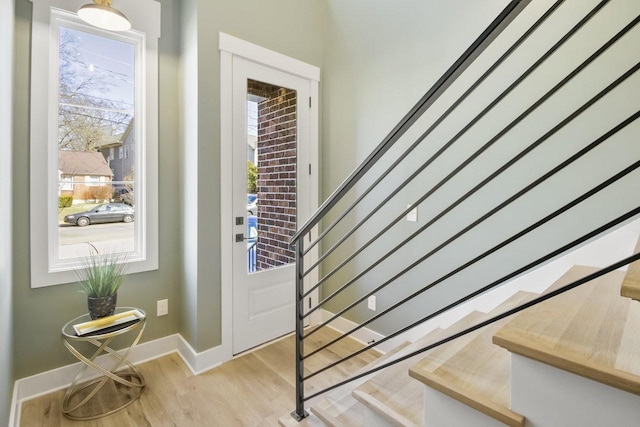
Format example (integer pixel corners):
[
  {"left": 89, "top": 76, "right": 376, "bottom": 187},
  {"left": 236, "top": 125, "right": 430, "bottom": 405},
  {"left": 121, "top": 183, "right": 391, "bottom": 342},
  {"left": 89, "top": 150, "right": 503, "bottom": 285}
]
[{"left": 30, "top": 0, "right": 160, "bottom": 287}]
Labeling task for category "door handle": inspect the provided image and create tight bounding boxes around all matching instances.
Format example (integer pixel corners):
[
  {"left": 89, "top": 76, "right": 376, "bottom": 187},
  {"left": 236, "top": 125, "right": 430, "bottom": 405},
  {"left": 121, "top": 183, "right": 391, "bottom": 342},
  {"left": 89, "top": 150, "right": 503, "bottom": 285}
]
[{"left": 236, "top": 233, "right": 250, "bottom": 242}]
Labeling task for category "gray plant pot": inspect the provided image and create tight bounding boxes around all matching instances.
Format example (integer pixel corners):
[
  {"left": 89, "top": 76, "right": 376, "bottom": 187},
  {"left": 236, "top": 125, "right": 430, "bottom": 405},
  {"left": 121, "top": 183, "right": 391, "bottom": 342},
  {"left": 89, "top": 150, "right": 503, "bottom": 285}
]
[{"left": 87, "top": 294, "right": 117, "bottom": 320}]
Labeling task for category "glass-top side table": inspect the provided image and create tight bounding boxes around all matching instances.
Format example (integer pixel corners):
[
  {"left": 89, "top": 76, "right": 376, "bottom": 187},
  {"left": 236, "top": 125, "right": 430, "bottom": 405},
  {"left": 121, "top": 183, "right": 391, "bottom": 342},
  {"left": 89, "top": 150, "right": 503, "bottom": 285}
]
[{"left": 61, "top": 307, "right": 146, "bottom": 420}]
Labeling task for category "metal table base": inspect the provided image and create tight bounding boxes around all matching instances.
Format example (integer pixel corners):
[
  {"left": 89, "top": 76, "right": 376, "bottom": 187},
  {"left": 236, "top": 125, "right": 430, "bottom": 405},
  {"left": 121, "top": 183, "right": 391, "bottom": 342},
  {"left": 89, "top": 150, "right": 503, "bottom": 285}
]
[{"left": 61, "top": 307, "right": 146, "bottom": 420}]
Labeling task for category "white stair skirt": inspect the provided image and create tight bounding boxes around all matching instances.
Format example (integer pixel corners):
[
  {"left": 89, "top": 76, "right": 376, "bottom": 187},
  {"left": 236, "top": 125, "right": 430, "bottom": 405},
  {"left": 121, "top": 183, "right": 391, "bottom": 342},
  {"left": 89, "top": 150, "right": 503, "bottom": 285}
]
[
  {"left": 422, "top": 387, "right": 505, "bottom": 427},
  {"left": 510, "top": 354, "right": 640, "bottom": 427}
]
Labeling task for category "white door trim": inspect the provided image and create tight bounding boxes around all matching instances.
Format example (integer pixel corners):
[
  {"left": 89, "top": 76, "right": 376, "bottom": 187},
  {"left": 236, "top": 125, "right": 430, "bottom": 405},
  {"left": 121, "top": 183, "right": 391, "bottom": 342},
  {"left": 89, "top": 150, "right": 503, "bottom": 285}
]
[
  {"left": 220, "top": 33, "right": 320, "bottom": 82},
  {"left": 219, "top": 33, "right": 320, "bottom": 361}
]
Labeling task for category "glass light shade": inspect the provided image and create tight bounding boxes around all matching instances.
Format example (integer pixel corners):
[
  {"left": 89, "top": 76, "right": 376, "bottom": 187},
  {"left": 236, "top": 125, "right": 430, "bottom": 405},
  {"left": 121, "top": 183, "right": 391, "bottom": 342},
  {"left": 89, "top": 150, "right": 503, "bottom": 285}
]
[{"left": 78, "top": 3, "right": 131, "bottom": 32}]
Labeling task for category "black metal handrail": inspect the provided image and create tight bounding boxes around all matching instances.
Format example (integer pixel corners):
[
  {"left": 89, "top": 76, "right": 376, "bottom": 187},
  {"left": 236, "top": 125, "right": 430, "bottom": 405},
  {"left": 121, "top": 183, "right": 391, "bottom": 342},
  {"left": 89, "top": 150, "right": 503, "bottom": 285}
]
[
  {"left": 305, "top": 65, "right": 640, "bottom": 326},
  {"left": 304, "top": 159, "right": 640, "bottom": 370},
  {"left": 303, "top": 23, "right": 639, "bottom": 305},
  {"left": 300, "top": 0, "right": 606, "bottom": 268},
  {"left": 289, "top": 0, "right": 533, "bottom": 246},
  {"left": 304, "top": 248, "right": 640, "bottom": 401},
  {"left": 290, "top": 0, "right": 639, "bottom": 421},
  {"left": 299, "top": 0, "right": 566, "bottom": 260}
]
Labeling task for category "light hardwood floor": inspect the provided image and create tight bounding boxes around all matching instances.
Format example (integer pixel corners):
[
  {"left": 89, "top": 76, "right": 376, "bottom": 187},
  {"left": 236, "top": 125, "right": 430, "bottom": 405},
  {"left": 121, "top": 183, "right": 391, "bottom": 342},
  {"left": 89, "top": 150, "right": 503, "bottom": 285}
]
[{"left": 20, "top": 328, "right": 380, "bottom": 426}]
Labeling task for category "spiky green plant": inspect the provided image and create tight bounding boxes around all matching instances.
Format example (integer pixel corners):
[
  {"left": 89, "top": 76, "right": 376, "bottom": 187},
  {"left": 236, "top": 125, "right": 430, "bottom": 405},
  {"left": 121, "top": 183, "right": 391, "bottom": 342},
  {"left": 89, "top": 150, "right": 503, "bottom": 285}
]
[{"left": 76, "top": 244, "right": 129, "bottom": 297}]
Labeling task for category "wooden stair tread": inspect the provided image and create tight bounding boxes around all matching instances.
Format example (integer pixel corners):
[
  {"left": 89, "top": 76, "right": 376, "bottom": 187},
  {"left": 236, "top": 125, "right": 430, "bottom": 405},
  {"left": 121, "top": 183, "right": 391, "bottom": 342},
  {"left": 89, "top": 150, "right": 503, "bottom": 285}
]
[
  {"left": 400, "top": 267, "right": 594, "bottom": 426},
  {"left": 345, "top": 292, "right": 537, "bottom": 427},
  {"left": 407, "top": 292, "right": 539, "bottom": 427},
  {"left": 621, "top": 239, "right": 640, "bottom": 302},
  {"left": 409, "top": 328, "right": 523, "bottom": 426},
  {"left": 310, "top": 342, "right": 412, "bottom": 426},
  {"left": 308, "top": 266, "right": 600, "bottom": 426},
  {"left": 353, "top": 389, "right": 420, "bottom": 427},
  {"left": 348, "top": 311, "right": 494, "bottom": 426},
  {"left": 341, "top": 287, "right": 562, "bottom": 426},
  {"left": 309, "top": 311, "right": 487, "bottom": 426},
  {"left": 253, "top": 327, "right": 382, "bottom": 408},
  {"left": 494, "top": 269, "right": 640, "bottom": 396}
]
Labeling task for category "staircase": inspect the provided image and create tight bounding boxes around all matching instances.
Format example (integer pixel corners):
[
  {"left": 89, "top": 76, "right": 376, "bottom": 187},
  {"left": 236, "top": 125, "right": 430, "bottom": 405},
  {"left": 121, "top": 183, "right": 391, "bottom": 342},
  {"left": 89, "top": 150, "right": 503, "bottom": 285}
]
[
  {"left": 280, "top": 248, "right": 640, "bottom": 426},
  {"left": 285, "top": 0, "right": 640, "bottom": 425}
]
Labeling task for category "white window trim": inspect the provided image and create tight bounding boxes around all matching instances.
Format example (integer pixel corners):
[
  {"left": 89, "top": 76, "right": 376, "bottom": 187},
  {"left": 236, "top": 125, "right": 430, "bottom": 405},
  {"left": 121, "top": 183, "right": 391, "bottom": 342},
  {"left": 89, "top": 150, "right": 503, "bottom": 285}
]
[{"left": 30, "top": 0, "right": 160, "bottom": 287}]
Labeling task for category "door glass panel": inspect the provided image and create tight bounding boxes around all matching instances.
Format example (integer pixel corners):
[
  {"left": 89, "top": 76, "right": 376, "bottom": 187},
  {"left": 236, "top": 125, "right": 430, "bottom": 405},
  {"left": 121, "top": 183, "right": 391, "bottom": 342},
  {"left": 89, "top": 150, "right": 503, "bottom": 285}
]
[
  {"left": 246, "top": 79, "right": 297, "bottom": 273},
  {"left": 57, "top": 26, "right": 135, "bottom": 259}
]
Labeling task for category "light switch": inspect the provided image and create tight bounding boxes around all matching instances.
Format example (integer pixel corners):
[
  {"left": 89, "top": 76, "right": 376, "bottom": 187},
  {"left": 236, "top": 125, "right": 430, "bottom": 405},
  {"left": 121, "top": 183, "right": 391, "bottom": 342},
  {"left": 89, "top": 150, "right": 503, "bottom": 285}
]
[{"left": 407, "top": 205, "right": 418, "bottom": 222}]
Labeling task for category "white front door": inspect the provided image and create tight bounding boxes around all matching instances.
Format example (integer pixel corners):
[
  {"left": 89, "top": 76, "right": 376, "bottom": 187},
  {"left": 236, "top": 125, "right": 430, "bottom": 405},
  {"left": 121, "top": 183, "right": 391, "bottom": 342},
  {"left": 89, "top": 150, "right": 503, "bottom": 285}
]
[{"left": 232, "top": 56, "right": 313, "bottom": 354}]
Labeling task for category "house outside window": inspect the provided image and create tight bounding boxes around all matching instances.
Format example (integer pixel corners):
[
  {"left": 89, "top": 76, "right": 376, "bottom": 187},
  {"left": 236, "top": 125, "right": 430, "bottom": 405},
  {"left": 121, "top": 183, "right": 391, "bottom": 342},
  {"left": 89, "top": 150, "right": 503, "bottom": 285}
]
[
  {"left": 30, "top": 0, "right": 161, "bottom": 287},
  {"left": 85, "top": 176, "right": 99, "bottom": 187}
]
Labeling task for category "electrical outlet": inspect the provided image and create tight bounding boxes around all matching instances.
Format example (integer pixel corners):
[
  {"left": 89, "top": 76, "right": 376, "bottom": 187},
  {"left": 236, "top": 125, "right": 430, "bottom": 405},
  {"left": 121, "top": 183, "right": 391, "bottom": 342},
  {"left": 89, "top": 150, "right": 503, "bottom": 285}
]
[
  {"left": 407, "top": 205, "right": 418, "bottom": 222},
  {"left": 367, "top": 295, "right": 376, "bottom": 311},
  {"left": 157, "top": 299, "right": 168, "bottom": 316}
]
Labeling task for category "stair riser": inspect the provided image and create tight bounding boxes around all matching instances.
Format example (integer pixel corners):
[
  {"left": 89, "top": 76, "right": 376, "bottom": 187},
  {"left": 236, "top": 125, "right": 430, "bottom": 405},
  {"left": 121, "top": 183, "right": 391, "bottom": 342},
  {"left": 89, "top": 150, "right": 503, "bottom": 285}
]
[
  {"left": 511, "top": 354, "right": 640, "bottom": 427},
  {"left": 363, "top": 406, "right": 395, "bottom": 427},
  {"left": 422, "top": 388, "right": 507, "bottom": 427}
]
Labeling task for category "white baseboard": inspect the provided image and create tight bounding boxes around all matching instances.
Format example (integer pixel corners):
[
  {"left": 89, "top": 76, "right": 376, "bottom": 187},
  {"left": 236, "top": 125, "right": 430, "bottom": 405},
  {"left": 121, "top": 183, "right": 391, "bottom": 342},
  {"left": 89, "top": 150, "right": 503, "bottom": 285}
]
[
  {"left": 175, "top": 334, "right": 230, "bottom": 375},
  {"left": 319, "top": 309, "right": 414, "bottom": 354},
  {"left": 10, "top": 333, "right": 232, "bottom": 427}
]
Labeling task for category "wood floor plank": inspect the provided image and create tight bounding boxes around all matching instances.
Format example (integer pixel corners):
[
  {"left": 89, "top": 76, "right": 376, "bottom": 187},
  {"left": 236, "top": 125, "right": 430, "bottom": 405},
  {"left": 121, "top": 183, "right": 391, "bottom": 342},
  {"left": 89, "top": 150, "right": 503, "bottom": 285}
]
[{"left": 20, "top": 328, "right": 380, "bottom": 426}]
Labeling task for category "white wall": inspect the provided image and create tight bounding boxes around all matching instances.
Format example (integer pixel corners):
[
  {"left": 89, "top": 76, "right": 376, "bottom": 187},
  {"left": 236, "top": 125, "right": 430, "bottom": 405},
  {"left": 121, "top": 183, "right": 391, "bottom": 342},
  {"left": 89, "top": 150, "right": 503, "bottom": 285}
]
[{"left": 1, "top": 0, "right": 14, "bottom": 423}]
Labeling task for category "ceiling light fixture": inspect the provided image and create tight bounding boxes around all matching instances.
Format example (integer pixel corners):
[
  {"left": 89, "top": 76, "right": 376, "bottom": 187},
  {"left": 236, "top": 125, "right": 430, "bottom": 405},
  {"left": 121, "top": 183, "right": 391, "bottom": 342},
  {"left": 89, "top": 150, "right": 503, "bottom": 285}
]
[{"left": 78, "top": 0, "right": 131, "bottom": 32}]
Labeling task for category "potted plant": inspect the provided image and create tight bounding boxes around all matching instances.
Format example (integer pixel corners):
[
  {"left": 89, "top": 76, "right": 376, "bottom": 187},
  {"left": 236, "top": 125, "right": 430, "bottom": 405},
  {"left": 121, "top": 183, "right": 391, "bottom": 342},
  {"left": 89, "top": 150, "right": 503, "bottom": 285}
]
[{"left": 76, "top": 244, "right": 129, "bottom": 319}]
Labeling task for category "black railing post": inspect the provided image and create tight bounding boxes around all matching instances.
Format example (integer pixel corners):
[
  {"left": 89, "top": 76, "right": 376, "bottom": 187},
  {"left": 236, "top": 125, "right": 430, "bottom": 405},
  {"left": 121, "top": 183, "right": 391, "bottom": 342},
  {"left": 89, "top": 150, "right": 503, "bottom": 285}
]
[{"left": 291, "top": 237, "right": 309, "bottom": 421}]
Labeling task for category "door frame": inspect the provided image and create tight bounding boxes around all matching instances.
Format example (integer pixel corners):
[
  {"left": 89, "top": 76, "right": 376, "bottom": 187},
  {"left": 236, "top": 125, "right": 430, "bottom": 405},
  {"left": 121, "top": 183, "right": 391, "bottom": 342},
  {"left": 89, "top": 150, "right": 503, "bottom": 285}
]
[{"left": 219, "top": 33, "right": 320, "bottom": 359}]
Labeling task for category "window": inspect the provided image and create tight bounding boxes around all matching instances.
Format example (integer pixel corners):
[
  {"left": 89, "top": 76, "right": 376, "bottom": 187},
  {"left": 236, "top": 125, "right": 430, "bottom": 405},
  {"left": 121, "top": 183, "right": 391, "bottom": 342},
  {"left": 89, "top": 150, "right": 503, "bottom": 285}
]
[
  {"left": 30, "top": 0, "right": 161, "bottom": 287},
  {"left": 85, "top": 176, "right": 100, "bottom": 187},
  {"left": 59, "top": 175, "right": 73, "bottom": 192}
]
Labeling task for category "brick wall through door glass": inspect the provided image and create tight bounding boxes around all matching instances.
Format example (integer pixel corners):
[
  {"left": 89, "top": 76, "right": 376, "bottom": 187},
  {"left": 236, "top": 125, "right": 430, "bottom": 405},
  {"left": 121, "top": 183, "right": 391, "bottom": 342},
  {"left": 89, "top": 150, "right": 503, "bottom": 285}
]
[{"left": 247, "top": 79, "right": 297, "bottom": 272}]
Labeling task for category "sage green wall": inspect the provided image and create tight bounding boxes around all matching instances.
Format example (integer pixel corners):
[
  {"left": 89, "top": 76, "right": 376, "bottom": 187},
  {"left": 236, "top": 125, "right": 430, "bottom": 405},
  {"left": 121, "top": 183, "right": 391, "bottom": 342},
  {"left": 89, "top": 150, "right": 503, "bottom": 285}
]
[
  {"left": 12, "top": 0, "right": 182, "bottom": 379},
  {"left": 1, "top": 0, "right": 14, "bottom": 422},
  {"left": 321, "top": 0, "right": 640, "bottom": 334},
  {"left": 178, "top": 0, "right": 325, "bottom": 351},
  {"left": 321, "top": 0, "right": 514, "bottom": 331}
]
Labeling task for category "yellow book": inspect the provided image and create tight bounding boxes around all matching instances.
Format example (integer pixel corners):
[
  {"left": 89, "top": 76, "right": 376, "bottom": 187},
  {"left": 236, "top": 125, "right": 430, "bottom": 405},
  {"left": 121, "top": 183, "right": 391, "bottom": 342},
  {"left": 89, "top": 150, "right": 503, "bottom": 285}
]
[{"left": 73, "top": 309, "right": 144, "bottom": 336}]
